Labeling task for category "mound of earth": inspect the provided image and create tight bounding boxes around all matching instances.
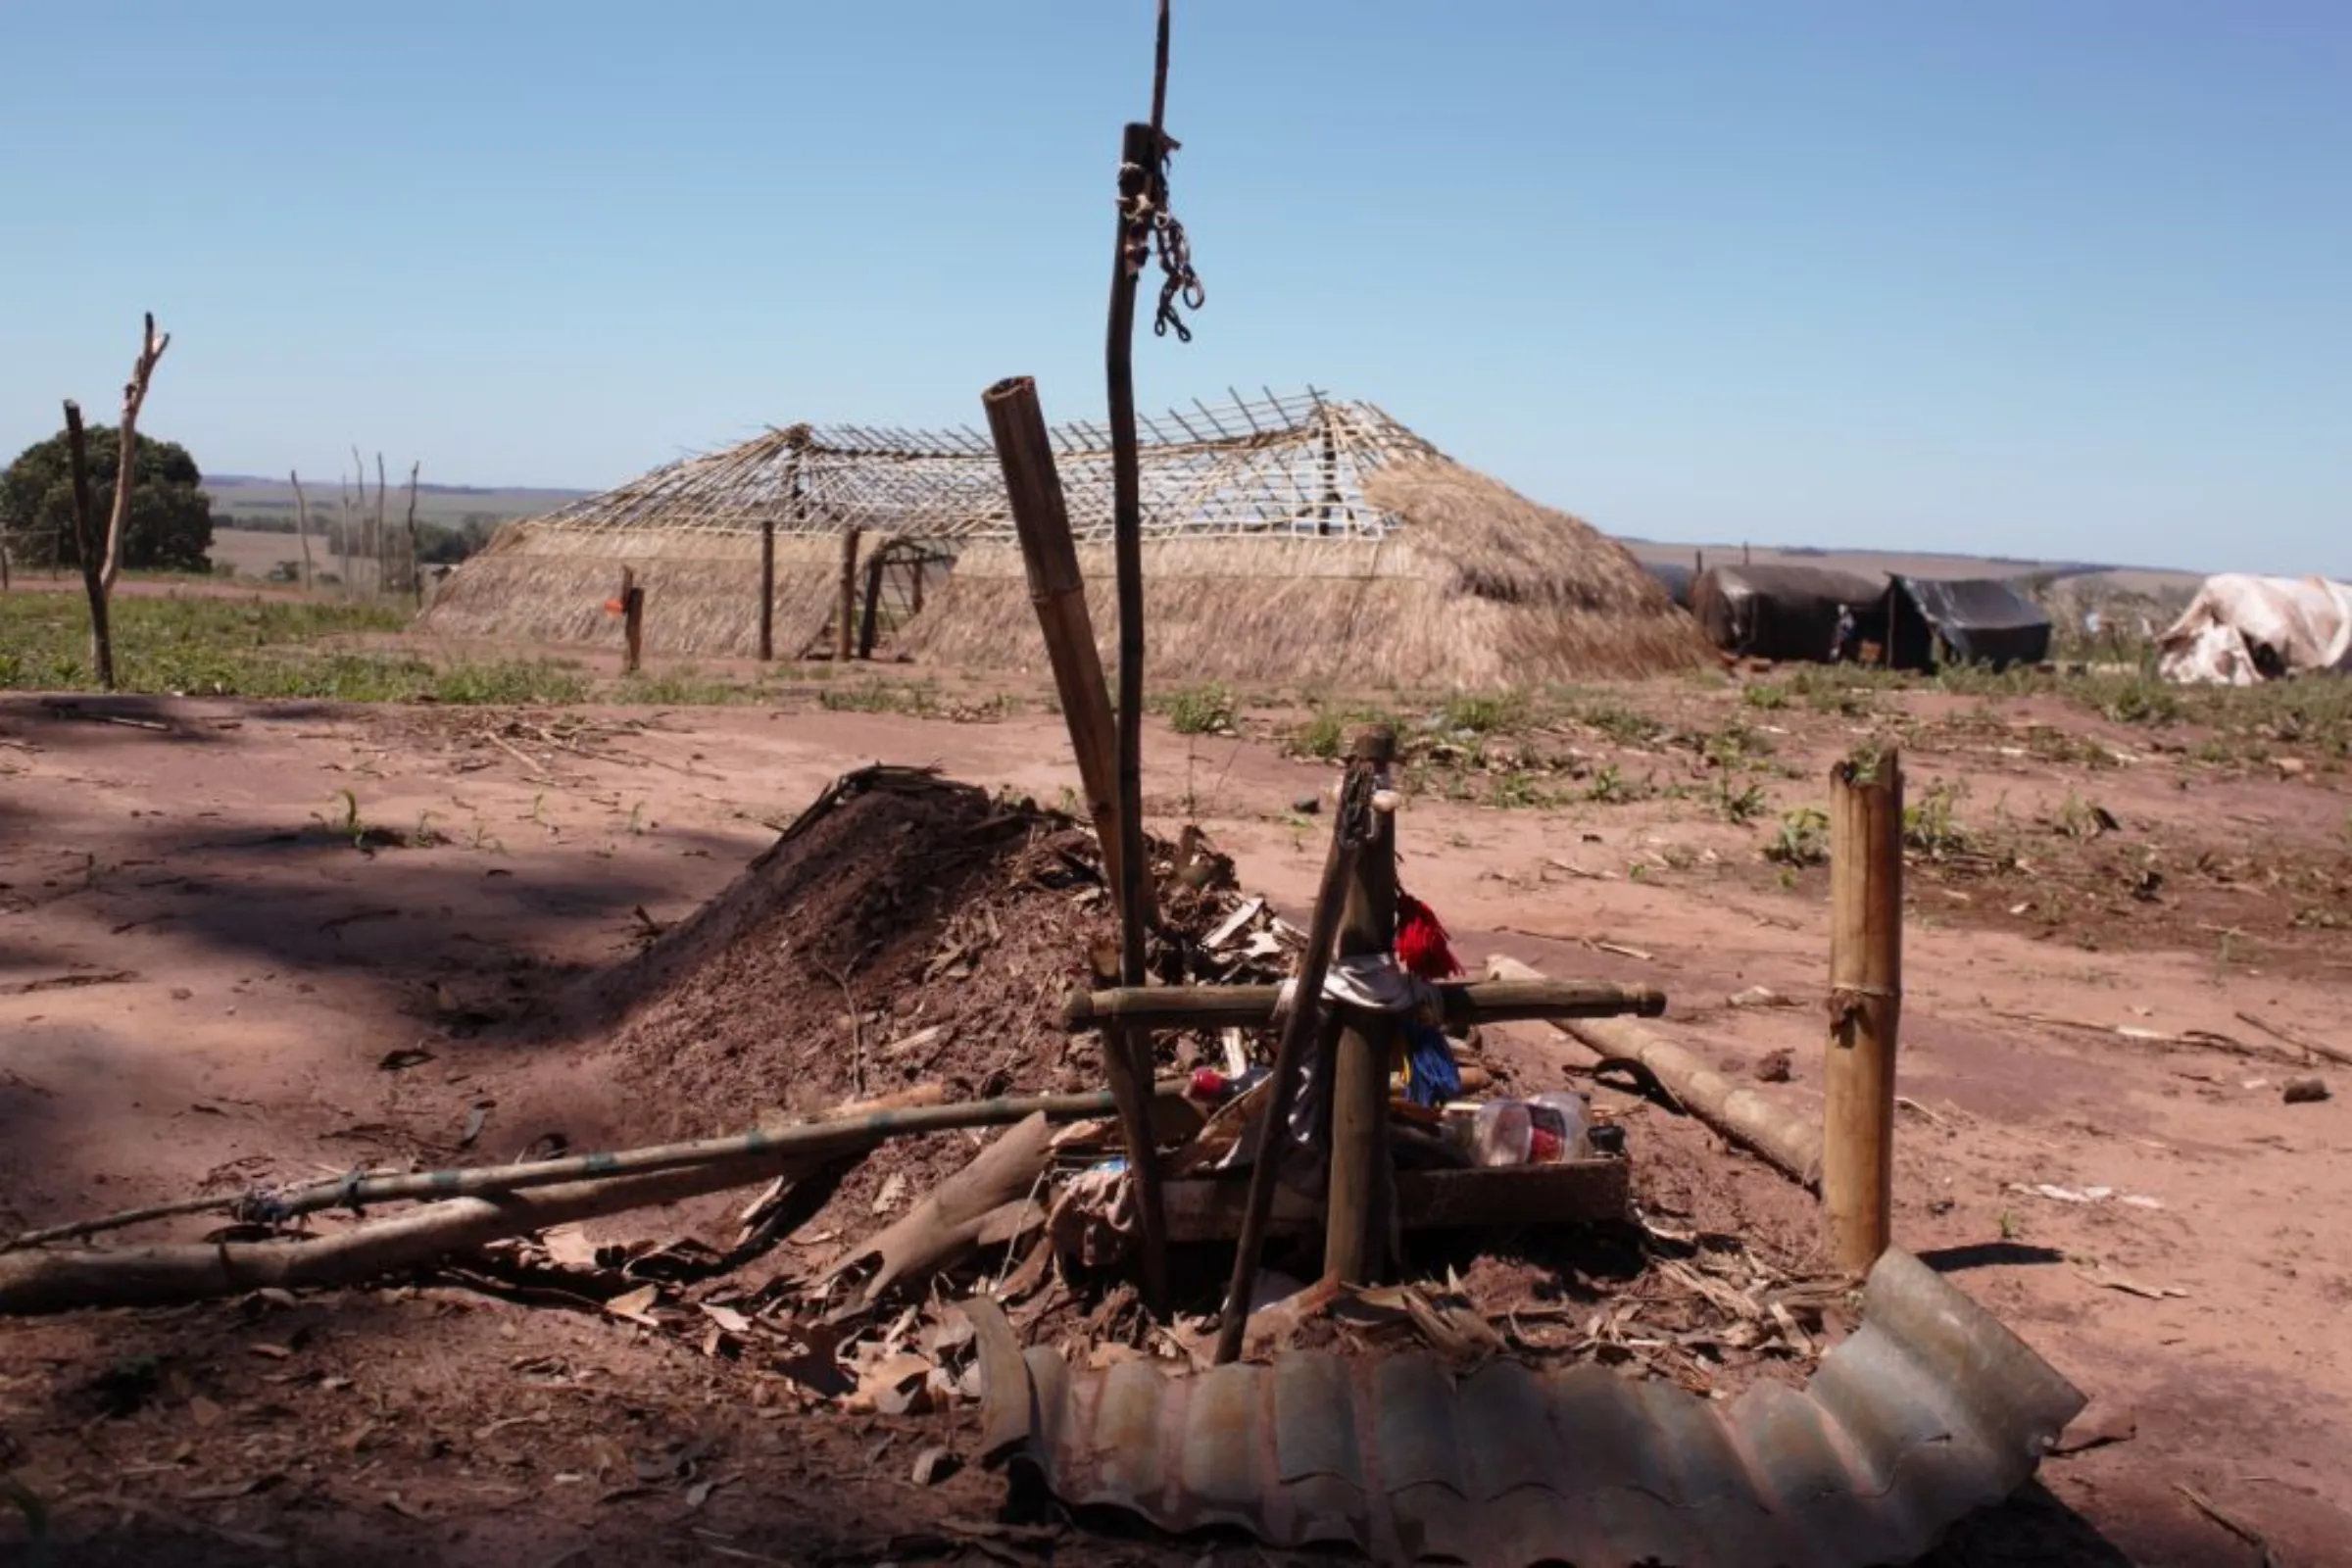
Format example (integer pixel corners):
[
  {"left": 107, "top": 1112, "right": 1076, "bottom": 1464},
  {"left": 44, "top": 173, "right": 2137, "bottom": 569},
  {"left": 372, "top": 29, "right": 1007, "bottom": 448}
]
[{"left": 585, "top": 765, "right": 1131, "bottom": 1138}]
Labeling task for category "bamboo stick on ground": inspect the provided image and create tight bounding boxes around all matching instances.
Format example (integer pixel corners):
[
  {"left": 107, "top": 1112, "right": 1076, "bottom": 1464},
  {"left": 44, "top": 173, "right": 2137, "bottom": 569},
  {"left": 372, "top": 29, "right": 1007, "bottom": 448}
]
[
  {"left": 1065, "top": 978, "right": 1665, "bottom": 1033},
  {"left": 1487, "top": 956, "right": 1825, "bottom": 1189}
]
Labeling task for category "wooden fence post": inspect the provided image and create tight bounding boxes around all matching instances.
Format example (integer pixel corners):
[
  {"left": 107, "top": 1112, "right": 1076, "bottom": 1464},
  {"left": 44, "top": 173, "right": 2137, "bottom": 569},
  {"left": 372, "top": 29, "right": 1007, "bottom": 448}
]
[
  {"left": 835, "top": 527, "right": 861, "bottom": 663},
  {"left": 1324, "top": 726, "right": 1397, "bottom": 1285},
  {"left": 1825, "top": 745, "right": 1903, "bottom": 1275},
  {"left": 857, "top": 547, "right": 887, "bottom": 660},
  {"left": 619, "top": 567, "right": 644, "bottom": 675},
  {"left": 758, "top": 514, "right": 776, "bottom": 662},
  {"left": 61, "top": 402, "right": 115, "bottom": 690}
]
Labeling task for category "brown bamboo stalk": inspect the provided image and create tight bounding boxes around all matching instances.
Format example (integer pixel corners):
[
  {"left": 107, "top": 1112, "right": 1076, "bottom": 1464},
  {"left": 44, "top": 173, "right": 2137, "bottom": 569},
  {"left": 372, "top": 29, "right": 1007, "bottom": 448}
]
[
  {"left": 61, "top": 402, "right": 114, "bottom": 689},
  {"left": 1324, "top": 727, "right": 1396, "bottom": 1285},
  {"left": 1826, "top": 746, "right": 1903, "bottom": 1275},
  {"left": 981, "top": 374, "right": 1167, "bottom": 1309},
  {"left": 1487, "top": 956, "right": 1824, "bottom": 1188},
  {"left": 1214, "top": 743, "right": 1372, "bottom": 1362},
  {"left": 835, "top": 526, "right": 862, "bottom": 662}
]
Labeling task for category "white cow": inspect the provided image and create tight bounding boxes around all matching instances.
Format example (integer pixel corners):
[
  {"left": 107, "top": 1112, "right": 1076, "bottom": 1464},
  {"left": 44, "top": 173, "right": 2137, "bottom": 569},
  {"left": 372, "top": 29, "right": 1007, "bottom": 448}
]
[{"left": 2157, "top": 574, "right": 2352, "bottom": 685}]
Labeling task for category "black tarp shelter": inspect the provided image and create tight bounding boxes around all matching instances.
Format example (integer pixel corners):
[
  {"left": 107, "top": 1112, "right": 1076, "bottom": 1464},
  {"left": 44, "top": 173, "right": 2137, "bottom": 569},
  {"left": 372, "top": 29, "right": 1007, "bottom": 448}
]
[
  {"left": 1878, "top": 576, "right": 2053, "bottom": 671},
  {"left": 1690, "top": 564, "right": 1886, "bottom": 662},
  {"left": 1642, "top": 560, "right": 1695, "bottom": 608}
]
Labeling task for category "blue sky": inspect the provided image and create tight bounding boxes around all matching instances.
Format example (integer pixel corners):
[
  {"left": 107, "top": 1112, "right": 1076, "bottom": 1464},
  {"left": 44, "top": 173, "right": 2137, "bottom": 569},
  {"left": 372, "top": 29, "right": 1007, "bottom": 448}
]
[{"left": 2, "top": 2, "right": 2346, "bottom": 574}]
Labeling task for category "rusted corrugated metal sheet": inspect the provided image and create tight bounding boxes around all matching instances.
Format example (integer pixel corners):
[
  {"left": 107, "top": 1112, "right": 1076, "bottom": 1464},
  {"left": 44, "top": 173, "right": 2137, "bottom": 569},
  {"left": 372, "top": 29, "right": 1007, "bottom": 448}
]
[{"left": 971, "top": 1248, "right": 2082, "bottom": 1567}]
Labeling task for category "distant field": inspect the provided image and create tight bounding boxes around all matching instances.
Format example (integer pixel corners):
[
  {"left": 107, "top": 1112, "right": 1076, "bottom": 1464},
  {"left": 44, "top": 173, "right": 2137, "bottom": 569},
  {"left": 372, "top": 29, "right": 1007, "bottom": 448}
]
[{"left": 204, "top": 474, "right": 587, "bottom": 534}]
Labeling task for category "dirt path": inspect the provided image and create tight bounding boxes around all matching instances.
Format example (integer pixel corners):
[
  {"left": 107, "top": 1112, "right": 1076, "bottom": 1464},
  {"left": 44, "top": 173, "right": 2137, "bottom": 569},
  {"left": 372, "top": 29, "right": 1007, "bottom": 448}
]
[{"left": 2, "top": 689, "right": 2348, "bottom": 1565}]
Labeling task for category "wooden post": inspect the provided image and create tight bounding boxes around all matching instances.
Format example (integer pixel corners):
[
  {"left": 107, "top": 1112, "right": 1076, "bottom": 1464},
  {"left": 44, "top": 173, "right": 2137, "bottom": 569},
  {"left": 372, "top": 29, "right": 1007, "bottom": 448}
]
[
  {"left": 619, "top": 567, "right": 644, "bottom": 675},
  {"left": 834, "top": 526, "right": 861, "bottom": 663},
  {"left": 757, "top": 514, "right": 776, "bottom": 662},
  {"left": 99, "top": 314, "right": 169, "bottom": 596},
  {"left": 1324, "top": 726, "right": 1397, "bottom": 1285},
  {"left": 1825, "top": 745, "right": 1903, "bottom": 1275},
  {"left": 403, "top": 461, "right": 422, "bottom": 609},
  {"left": 289, "top": 469, "right": 315, "bottom": 593},
  {"left": 858, "top": 547, "right": 887, "bottom": 660},
  {"left": 982, "top": 374, "right": 1168, "bottom": 1308},
  {"left": 61, "top": 402, "right": 114, "bottom": 690}
]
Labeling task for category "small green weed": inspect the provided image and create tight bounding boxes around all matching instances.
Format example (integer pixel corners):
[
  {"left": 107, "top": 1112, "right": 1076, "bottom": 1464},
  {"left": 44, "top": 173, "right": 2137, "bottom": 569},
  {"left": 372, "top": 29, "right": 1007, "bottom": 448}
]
[
  {"left": 1444, "top": 692, "right": 1527, "bottom": 734},
  {"left": 1162, "top": 681, "right": 1237, "bottom": 735},
  {"left": 1767, "top": 807, "right": 1831, "bottom": 867},
  {"left": 1713, "top": 775, "right": 1770, "bottom": 825},
  {"left": 1903, "top": 780, "right": 1971, "bottom": 859},
  {"left": 1740, "top": 682, "right": 1790, "bottom": 711}
]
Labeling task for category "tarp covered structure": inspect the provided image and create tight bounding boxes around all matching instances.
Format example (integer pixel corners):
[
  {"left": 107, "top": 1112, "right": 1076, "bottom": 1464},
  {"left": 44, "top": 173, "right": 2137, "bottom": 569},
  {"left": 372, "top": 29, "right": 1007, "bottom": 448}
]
[
  {"left": 1690, "top": 564, "right": 1884, "bottom": 662},
  {"left": 1881, "top": 575, "right": 2053, "bottom": 672},
  {"left": 2157, "top": 573, "right": 2352, "bottom": 685},
  {"left": 1640, "top": 559, "right": 1694, "bottom": 608}
]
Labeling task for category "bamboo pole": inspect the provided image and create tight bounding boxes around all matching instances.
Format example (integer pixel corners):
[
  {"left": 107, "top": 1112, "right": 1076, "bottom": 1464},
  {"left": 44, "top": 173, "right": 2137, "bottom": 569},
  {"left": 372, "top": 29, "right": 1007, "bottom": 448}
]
[
  {"left": 61, "top": 402, "right": 114, "bottom": 690},
  {"left": 834, "top": 526, "right": 861, "bottom": 662},
  {"left": 1324, "top": 727, "right": 1396, "bottom": 1285},
  {"left": 1487, "top": 956, "right": 1825, "bottom": 1188},
  {"left": 758, "top": 514, "right": 776, "bottom": 662},
  {"left": 5, "top": 1079, "right": 1175, "bottom": 1256},
  {"left": 1825, "top": 746, "right": 1903, "bottom": 1275},
  {"left": 981, "top": 374, "right": 1168, "bottom": 1310},
  {"left": 980, "top": 378, "right": 1142, "bottom": 911},
  {"left": 1065, "top": 977, "right": 1665, "bottom": 1034},
  {"left": 1213, "top": 741, "right": 1374, "bottom": 1362}
]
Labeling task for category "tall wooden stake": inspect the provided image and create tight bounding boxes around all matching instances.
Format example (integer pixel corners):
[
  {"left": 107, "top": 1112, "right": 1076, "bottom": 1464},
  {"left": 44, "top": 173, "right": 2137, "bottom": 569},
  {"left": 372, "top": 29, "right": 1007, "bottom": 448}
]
[
  {"left": 758, "top": 514, "right": 776, "bottom": 662},
  {"left": 857, "top": 548, "right": 887, "bottom": 660},
  {"left": 100, "top": 313, "right": 169, "bottom": 596},
  {"left": 1825, "top": 745, "right": 1903, "bottom": 1276},
  {"left": 289, "top": 469, "right": 315, "bottom": 593},
  {"left": 981, "top": 374, "right": 1168, "bottom": 1308},
  {"left": 374, "top": 452, "right": 390, "bottom": 597},
  {"left": 1215, "top": 741, "right": 1376, "bottom": 1362},
  {"left": 61, "top": 402, "right": 114, "bottom": 690},
  {"left": 1324, "top": 726, "right": 1397, "bottom": 1285},
  {"left": 403, "top": 461, "right": 422, "bottom": 609},
  {"left": 834, "top": 527, "right": 861, "bottom": 662},
  {"left": 619, "top": 566, "right": 644, "bottom": 675}
]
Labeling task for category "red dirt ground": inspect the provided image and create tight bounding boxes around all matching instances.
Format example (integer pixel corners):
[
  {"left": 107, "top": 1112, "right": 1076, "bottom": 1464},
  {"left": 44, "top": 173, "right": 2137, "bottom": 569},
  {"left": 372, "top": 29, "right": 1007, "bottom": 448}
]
[{"left": 2, "top": 675, "right": 2348, "bottom": 1565}]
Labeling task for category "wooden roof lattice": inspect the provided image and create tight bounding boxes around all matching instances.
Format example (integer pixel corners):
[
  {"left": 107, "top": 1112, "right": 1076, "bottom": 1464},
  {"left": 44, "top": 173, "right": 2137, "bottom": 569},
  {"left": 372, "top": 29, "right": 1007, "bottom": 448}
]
[{"left": 525, "top": 387, "right": 1446, "bottom": 545}]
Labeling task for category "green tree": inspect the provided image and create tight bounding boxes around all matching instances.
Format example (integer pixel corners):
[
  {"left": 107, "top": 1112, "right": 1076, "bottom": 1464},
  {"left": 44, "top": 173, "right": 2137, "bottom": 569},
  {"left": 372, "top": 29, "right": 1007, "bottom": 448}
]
[{"left": 0, "top": 425, "right": 215, "bottom": 573}]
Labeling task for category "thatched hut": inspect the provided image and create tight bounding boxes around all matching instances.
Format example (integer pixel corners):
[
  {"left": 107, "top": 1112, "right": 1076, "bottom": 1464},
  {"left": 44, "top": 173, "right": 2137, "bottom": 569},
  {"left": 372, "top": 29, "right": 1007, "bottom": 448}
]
[{"left": 420, "top": 390, "right": 1707, "bottom": 686}]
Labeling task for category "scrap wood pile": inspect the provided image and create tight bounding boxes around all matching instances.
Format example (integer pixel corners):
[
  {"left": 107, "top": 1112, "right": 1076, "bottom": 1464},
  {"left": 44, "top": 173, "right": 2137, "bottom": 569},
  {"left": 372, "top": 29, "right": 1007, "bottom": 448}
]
[{"left": 0, "top": 761, "right": 1845, "bottom": 1402}]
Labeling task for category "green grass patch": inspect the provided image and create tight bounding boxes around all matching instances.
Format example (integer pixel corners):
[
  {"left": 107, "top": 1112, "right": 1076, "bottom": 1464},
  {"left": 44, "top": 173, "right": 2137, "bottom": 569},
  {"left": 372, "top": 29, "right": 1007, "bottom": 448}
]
[{"left": 1159, "top": 681, "right": 1238, "bottom": 735}]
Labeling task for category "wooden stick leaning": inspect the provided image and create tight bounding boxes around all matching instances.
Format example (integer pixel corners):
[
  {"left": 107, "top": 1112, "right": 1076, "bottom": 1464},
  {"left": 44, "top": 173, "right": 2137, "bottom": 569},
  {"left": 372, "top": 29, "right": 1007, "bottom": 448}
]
[
  {"left": 982, "top": 374, "right": 1169, "bottom": 1311},
  {"left": 1212, "top": 745, "right": 1376, "bottom": 1363}
]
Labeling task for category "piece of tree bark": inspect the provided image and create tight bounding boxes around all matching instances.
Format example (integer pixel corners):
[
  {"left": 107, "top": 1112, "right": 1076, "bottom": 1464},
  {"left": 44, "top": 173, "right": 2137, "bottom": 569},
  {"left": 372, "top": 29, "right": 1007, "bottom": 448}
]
[{"left": 820, "top": 1112, "right": 1054, "bottom": 1308}]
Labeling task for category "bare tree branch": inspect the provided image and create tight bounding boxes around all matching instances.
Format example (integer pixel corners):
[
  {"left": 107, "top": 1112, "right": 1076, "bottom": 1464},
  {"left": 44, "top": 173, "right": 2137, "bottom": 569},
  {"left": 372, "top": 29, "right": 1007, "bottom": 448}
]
[{"left": 99, "top": 313, "right": 170, "bottom": 595}]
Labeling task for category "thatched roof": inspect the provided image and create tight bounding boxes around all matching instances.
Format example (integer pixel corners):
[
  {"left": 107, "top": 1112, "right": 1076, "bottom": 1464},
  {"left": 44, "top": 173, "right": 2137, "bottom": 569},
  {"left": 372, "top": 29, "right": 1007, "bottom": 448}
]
[
  {"left": 901, "top": 458, "right": 1708, "bottom": 689},
  {"left": 417, "top": 389, "right": 1708, "bottom": 685}
]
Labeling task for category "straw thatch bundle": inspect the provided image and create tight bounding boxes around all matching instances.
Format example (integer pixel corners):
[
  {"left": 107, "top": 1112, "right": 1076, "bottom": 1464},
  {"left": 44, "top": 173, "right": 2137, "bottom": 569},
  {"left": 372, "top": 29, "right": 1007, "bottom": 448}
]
[
  {"left": 419, "top": 523, "right": 844, "bottom": 659},
  {"left": 898, "top": 459, "right": 1708, "bottom": 690}
]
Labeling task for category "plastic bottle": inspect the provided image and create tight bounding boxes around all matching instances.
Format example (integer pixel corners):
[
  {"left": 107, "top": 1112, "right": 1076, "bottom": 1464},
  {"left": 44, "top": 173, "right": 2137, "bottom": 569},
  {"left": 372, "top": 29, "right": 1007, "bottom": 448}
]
[
  {"left": 1463, "top": 1093, "right": 1593, "bottom": 1165},
  {"left": 1528, "top": 1091, "right": 1593, "bottom": 1162}
]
